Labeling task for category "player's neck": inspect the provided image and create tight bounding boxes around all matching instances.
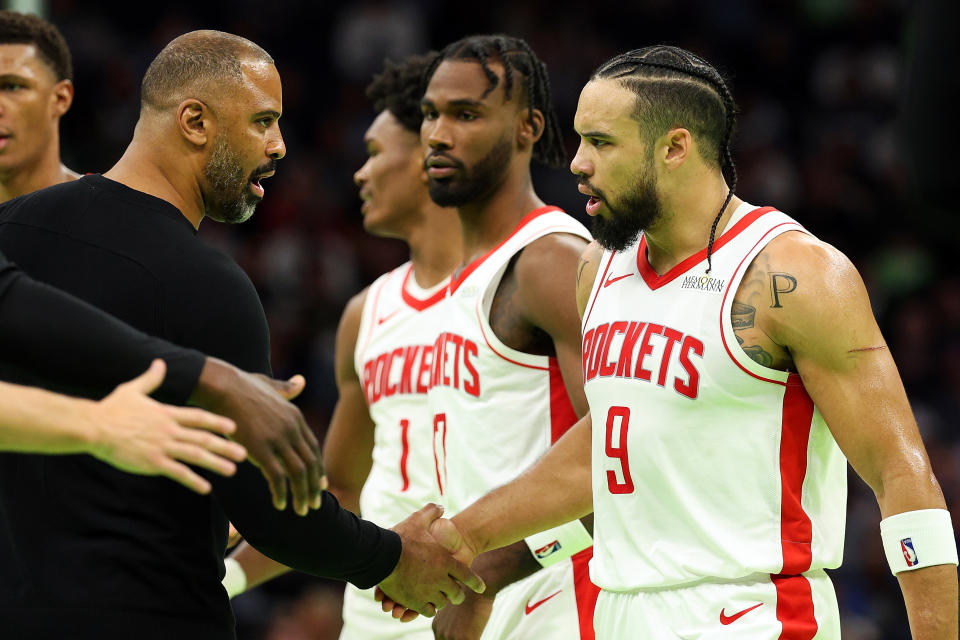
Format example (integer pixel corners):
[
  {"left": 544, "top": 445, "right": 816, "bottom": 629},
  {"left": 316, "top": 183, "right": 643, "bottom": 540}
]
[
  {"left": 406, "top": 203, "right": 462, "bottom": 288},
  {"left": 0, "top": 145, "right": 76, "bottom": 203},
  {"left": 643, "top": 179, "right": 742, "bottom": 276},
  {"left": 456, "top": 169, "right": 543, "bottom": 264}
]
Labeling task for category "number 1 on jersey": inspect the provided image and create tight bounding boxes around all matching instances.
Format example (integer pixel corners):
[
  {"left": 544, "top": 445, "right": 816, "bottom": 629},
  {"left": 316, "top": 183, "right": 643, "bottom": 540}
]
[
  {"left": 433, "top": 413, "right": 448, "bottom": 495},
  {"left": 605, "top": 406, "right": 634, "bottom": 494},
  {"left": 399, "top": 418, "right": 410, "bottom": 492}
]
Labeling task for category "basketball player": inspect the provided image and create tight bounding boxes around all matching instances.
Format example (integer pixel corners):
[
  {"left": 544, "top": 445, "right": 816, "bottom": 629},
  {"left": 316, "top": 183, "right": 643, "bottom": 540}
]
[
  {"left": 408, "top": 35, "right": 599, "bottom": 639},
  {"left": 0, "top": 10, "right": 78, "bottom": 202},
  {"left": 224, "top": 52, "right": 462, "bottom": 640},
  {"left": 401, "top": 46, "right": 958, "bottom": 639}
]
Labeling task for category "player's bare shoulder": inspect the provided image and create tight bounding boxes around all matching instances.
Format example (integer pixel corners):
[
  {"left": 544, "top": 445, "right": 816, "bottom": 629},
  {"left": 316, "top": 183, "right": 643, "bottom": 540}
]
[
  {"left": 489, "top": 232, "right": 588, "bottom": 355},
  {"left": 734, "top": 231, "right": 879, "bottom": 370},
  {"left": 576, "top": 241, "right": 605, "bottom": 318}
]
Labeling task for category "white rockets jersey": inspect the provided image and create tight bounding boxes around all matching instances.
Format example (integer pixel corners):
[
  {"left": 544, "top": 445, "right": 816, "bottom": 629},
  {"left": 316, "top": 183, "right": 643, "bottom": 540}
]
[
  {"left": 582, "top": 202, "right": 848, "bottom": 591},
  {"left": 354, "top": 262, "right": 447, "bottom": 527},
  {"left": 426, "top": 206, "right": 591, "bottom": 514}
]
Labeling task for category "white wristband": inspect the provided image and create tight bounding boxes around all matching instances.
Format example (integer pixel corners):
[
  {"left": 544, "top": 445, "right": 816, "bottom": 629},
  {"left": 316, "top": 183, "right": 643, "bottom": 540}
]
[
  {"left": 222, "top": 557, "right": 248, "bottom": 598},
  {"left": 880, "top": 508, "right": 958, "bottom": 574},
  {"left": 524, "top": 519, "right": 593, "bottom": 568}
]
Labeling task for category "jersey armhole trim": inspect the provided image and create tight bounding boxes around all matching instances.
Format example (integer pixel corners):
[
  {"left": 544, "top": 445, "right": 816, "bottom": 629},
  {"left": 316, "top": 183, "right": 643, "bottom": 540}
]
[
  {"left": 718, "top": 222, "right": 807, "bottom": 387},
  {"left": 449, "top": 206, "right": 562, "bottom": 294},
  {"left": 582, "top": 251, "right": 616, "bottom": 330}
]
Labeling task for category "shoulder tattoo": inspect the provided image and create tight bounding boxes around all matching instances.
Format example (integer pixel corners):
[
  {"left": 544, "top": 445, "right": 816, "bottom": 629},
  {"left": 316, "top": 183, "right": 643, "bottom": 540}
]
[{"left": 769, "top": 272, "right": 797, "bottom": 308}]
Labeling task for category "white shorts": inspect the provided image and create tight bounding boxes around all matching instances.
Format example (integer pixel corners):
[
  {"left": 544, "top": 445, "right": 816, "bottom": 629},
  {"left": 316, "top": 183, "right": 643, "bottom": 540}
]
[
  {"left": 593, "top": 571, "right": 839, "bottom": 640},
  {"left": 339, "top": 583, "right": 434, "bottom": 640},
  {"left": 481, "top": 548, "right": 599, "bottom": 640}
]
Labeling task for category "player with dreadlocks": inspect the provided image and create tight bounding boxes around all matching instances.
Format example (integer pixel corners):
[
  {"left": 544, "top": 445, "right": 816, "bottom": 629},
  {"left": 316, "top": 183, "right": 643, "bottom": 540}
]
[
  {"left": 391, "top": 45, "right": 958, "bottom": 638},
  {"left": 378, "top": 34, "right": 601, "bottom": 640}
]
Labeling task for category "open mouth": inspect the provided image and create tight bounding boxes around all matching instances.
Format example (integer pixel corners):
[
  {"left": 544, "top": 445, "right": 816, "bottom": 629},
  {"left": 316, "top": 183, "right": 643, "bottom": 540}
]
[{"left": 249, "top": 170, "right": 275, "bottom": 198}]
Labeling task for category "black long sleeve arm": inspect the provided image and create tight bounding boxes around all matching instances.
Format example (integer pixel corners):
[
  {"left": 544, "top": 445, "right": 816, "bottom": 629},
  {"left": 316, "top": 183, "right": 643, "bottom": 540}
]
[
  {"left": 0, "top": 253, "right": 204, "bottom": 403},
  {"left": 213, "top": 461, "right": 402, "bottom": 588}
]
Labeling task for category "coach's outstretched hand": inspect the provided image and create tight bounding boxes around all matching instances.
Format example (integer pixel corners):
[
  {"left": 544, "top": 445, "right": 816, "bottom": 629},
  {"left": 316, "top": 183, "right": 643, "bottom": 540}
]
[
  {"left": 190, "top": 357, "right": 326, "bottom": 515},
  {"left": 377, "top": 504, "right": 485, "bottom": 618}
]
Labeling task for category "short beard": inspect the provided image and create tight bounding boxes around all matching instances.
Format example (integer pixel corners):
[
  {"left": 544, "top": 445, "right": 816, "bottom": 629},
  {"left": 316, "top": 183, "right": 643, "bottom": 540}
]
[
  {"left": 428, "top": 134, "right": 512, "bottom": 208},
  {"left": 203, "top": 135, "right": 260, "bottom": 224},
  {"left": 589, "top": 160, "right": 662, "bottom": 252}
]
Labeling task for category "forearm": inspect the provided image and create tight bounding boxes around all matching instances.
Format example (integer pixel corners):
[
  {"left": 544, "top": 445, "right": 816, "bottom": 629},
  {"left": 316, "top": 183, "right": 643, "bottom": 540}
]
[
  {"left": 898, "top": 564, "right": 958, "bottom": 639},
  {"left": 213, "top": 463, "right": 400, "bottom": 587},
  {"left": 454, "top": 415, "right": 592, "bottom": 555},
  {"left": 0, "top": 381, "right": 96, "bottom": 454},
  {"left": 471, "top": 541, "right": 540, "bottom": 595},
  {"left": 227, "top": 541, "right": 292, "bottom": 591},
  {"left": 0, "top": 275, "right": 204, "bottom": 403}
]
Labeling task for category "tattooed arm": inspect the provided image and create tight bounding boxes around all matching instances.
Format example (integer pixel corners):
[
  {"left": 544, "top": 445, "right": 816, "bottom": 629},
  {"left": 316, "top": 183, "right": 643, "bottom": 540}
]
[{"left": 736, "top": 232, "right": 956, "bottom": 640}]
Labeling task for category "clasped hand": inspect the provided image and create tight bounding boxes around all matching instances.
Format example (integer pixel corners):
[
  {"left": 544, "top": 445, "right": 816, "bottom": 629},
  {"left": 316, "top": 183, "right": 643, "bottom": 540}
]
[{"left": 376, "top": 504, "right": 482, "bottom": 620}]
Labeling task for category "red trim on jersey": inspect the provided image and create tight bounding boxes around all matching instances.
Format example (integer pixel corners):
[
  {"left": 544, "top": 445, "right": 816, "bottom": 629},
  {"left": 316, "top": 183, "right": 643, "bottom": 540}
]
[
  {"left": 475, "top": 302, "right": 549, "bottom": 371},
  {"left": 719, "top": 220, "right": 805, "bottom": 387},
  {"left": 772, "top": 574, "right": 818, "bottom": 639},
  {"left": 449, "top": 206, "right": 563, "bottom": 294},
  {"left": 636, "top": 206, "right": 776, "bottom": 290},
  {"left": 400, "top": 263, "right": 449, "bottom": 311},
  {"left": 780, "top": 373, "right": 815, "bottom": 574},
  {"left": 571, "top": 548, "right": 599, "bottom": 640},
  {"left": 359, "top": 273, "right": 388, "bottom": 358},
  {"left": 548, "top": 358, "right": 577, "bottom": 443},
  {"left": 582, "top": 251, "right": 616, "bottom": 329}
]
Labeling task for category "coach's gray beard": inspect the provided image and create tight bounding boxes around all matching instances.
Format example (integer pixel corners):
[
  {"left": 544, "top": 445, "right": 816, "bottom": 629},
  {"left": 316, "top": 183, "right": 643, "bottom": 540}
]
[{"left": 203, "top": 136, "right": 259, "bottom": 224}]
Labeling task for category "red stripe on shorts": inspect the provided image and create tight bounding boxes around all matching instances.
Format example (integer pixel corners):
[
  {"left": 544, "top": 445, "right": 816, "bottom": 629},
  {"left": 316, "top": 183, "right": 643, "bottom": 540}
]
[
  {"left": 571, "top": 548, "right": 599, "bottom": 639},
  {"left": 773, "top": 574, "right": 818, "bottom": 640}
]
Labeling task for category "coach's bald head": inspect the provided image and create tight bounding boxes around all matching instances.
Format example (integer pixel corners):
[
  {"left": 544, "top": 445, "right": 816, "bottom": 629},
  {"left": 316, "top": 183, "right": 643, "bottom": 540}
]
[{"left": 139, "top": 30, "right": 274, "bottom": 113}]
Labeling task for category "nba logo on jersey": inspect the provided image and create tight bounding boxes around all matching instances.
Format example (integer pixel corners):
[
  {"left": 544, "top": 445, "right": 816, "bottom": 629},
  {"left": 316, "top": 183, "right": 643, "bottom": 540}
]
[
  {"left": 901, "top": 538, "right": 919, "bottom": 566},
  {"left": 535, "top": 540, "right": 561, "bottom": 560}
]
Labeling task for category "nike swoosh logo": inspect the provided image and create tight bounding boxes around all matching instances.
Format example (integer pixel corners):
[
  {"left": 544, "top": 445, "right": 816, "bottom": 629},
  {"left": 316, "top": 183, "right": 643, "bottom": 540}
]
[
  {"left": 719, "top": 602, "right": 763, "bottom": 625},
  {"left": 524, "top": 589, "right": 562, "bottom": 615},
  {"left": 603, "top": 273, "right": 633, "bottom": 288},
  {"left": 376, "top": 309, "right": 401, "bottom": 325}
]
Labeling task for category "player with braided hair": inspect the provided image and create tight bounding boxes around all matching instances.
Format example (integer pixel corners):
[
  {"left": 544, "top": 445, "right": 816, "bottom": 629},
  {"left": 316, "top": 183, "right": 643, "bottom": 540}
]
[
  {"left": 391, "top": 45, "right": 957, "bottom": 638},
  {"left": 392, "top": 33, "right": 600, "bottom": 640}
]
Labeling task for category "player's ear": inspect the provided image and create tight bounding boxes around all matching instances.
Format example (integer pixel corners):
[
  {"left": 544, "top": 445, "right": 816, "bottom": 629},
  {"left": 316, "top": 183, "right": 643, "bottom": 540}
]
[
  {"left": 662, "top": 127, "right": 692, "bottom": 170},
  {"left": 50, "top": 79, "right": 74, "bottom": 118},
  {"left": 517, "top": 107, "right": 545, "bottom": 152},
  {"left": 177, "top": 98, "right": 212, "bottom": 147}
]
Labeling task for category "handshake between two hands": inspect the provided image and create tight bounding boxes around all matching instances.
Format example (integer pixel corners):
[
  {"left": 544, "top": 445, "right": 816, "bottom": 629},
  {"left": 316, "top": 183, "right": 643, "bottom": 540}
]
[{"left": 377, "top": 504, "right": 484, "bottom": 621}]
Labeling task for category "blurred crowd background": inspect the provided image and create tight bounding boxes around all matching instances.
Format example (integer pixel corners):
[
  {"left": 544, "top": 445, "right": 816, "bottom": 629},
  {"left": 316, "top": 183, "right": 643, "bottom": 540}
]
[{"left": 20, "top": 0, "right": 959, "bottom": 637}]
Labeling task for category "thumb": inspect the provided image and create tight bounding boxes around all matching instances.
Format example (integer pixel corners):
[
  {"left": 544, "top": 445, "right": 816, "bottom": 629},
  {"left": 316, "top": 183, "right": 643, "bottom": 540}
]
[
  {"left": 128, "top": 359, "right": 166, "bottom": 394},
  {"left": 271, "top": 374, "right": 306, "bottom": 400},
  {"left": 417, "top": 502, "right": 444, "bottom": 525},
  {"left": 428, "top": 517, "right": 463, "bottom": 553}
]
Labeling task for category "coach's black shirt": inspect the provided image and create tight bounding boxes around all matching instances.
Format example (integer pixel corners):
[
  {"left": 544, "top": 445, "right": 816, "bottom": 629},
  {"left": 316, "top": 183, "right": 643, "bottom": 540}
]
[
  {"left": 0, "top": 250, "right": 204, "bottom": 402},
  {"left": 0, "top": 176, "right": 401, "bottom": 639}
]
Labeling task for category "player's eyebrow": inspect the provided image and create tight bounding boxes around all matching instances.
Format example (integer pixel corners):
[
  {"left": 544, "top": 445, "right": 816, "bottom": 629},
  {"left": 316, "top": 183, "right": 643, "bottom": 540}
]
[
  {"left": 578, "top": 130, "right": 614, "bottom": 140},
  {"left": 421, "top": 97, "right": 484, "bottom": 109},
  {"left": 252, "top": 109, "right": 281, "bottom": 121}
]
